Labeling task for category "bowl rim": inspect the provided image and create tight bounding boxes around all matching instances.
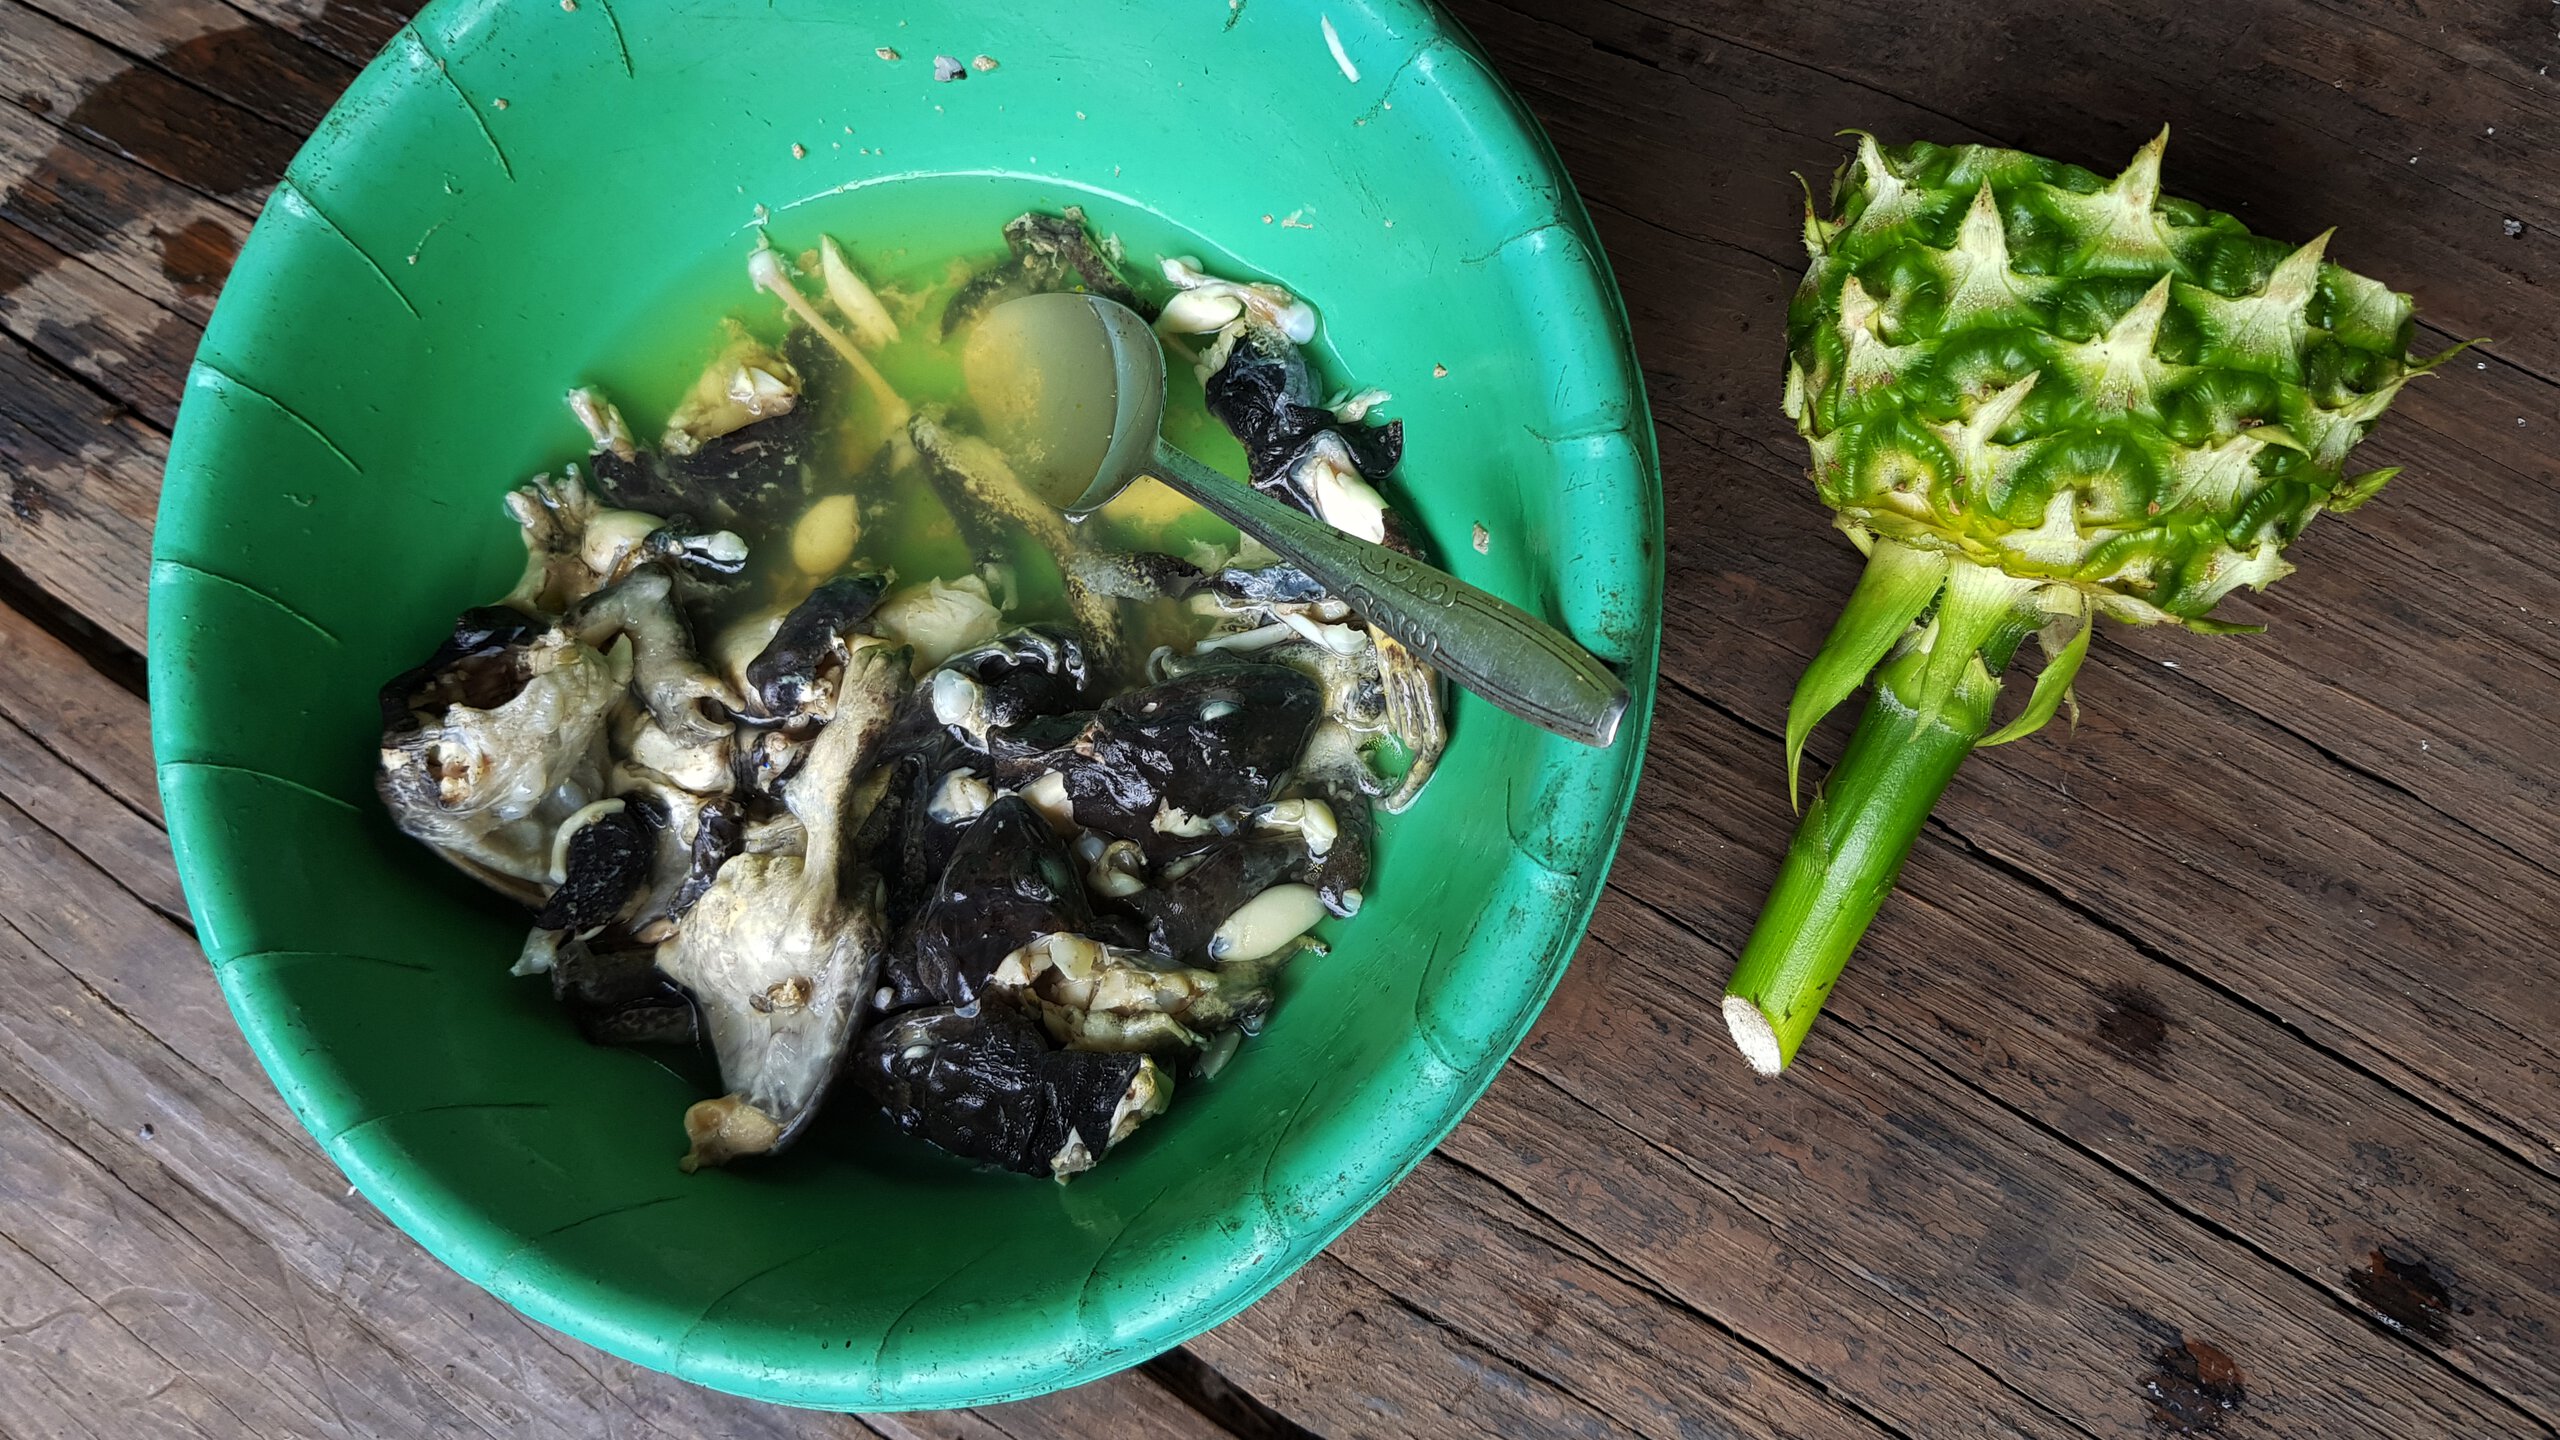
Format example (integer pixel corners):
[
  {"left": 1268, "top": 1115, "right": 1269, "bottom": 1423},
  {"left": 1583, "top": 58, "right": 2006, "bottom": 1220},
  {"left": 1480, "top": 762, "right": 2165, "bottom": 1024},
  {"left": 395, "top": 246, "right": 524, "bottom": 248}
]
[{"left": 150, "top": 0, "right": 1664, "bottom": 1409}]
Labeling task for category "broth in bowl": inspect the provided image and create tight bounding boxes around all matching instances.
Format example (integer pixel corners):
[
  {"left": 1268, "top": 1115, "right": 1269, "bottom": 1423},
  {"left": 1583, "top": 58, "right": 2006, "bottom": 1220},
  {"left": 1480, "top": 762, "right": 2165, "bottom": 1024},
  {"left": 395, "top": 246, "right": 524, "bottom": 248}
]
[{"left": 373, "top": 208, "right": 1445, "bottom": 1179}]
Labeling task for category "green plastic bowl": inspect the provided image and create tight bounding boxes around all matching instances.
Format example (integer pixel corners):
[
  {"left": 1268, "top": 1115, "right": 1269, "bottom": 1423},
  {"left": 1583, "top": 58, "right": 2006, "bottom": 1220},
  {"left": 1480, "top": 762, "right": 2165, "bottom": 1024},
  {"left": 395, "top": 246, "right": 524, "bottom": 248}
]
[{"left": 150, "top": 0, "right": 1658, "bottom": 1410}]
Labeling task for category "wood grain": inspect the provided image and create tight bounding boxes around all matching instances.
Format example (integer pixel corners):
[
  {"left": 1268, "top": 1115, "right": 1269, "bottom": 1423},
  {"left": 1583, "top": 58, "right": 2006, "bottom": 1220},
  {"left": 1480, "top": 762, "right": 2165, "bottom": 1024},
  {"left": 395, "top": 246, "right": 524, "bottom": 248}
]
[
  {"left": 1191, "top": 1250, "right": 1652, "bottom": 1440},
  {"left": 864, "top": 1373, "right": 1227, "bottom": 1440},
  {"left": 1204, "top": 1154, "right": 1890, "bottom": 1439}
]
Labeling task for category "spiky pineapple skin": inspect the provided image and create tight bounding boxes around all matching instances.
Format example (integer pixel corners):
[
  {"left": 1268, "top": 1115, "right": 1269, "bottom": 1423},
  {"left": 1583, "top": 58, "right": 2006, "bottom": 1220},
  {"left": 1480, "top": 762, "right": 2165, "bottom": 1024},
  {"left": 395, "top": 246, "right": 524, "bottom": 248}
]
[{"left": 1784, "top": 130, "right": 2435, "bottom": 629}]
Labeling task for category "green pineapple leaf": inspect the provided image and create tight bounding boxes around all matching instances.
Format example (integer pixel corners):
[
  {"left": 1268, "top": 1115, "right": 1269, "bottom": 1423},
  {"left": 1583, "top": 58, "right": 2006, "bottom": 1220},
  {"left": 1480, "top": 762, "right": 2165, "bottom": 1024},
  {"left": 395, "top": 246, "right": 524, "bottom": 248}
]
[
  {"left": 1784, "top": 542, "right": 1949, "bottom": 811},
  {"left": 1980, "top": 596, "right": 2094, "bottom": 748}
]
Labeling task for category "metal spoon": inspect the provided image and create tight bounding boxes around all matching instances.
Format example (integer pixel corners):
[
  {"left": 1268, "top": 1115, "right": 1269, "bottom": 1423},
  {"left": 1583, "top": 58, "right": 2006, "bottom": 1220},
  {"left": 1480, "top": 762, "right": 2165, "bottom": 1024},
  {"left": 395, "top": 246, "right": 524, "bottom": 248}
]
[{"left": 964, "top": 291, "right": 1630, "bottom": 748}]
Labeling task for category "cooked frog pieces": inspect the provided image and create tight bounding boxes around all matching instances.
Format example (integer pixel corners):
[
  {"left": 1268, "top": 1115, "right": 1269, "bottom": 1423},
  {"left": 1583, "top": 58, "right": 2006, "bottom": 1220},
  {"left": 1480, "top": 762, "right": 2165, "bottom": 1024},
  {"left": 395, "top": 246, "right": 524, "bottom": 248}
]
[
  {"left": 565, "top": 328, "right": 820, "bottom": 534},
  {"left": 743, "top": 572, "right": 890, "bottom": 719},
  {"left": 377, "top": 620, "right": 622, "bottom": 903},
  {"left": 377, "top": 210, "right": 1443, "bottom": 1178},
  {"left": 887, "top": 793, "right": 1092, "bottom": 1009},
  {"left": 1056, "top": 661, "right": 1323, "bottom": 856},
  {"left": 1162, "top": 269, "right": 1446, "bottom": 811},
  {"left": 940, "top": 205, "right": 1154, "bottom": 339},
  {"left": 991, "top": 932, "right": 1268, "bottom": 1055},
  {"left": 854, "top": 1001, "right": 1169, "bottom": 1180},
  {"left": 663, "top": 318, "right": 800, "bottom": 455},
  {"left": 656, "top": 639, "right": 908, "bottom": 1170},
  {"left": 907, "top": 412, "right": 1123, "bottom": 676}
]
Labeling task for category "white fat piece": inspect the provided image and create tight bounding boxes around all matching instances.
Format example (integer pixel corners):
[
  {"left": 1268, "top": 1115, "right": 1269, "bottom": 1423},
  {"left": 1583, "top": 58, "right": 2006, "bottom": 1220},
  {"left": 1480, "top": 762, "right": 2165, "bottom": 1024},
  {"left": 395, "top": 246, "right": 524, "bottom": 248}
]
[
  {"left": 578, "top": 508, "right": 668, "bottom": 582},
  {"left": 1329, "top": 387, "right": 1392, "bottom": 423},
  {"left": 1255, "top": 798, "right": 1338, "bottom": 859},
  {"left": 566, "top": 386, "right": 637, "bottom": 460},
  {"left": 1156, "top": 256, "right": 1318, "bottom": 343},
  {"left": 1151, "top": 801, "right": 1220, "bottom": 838},
  {"left": 818, "top": 235, "right": 900, "bottom": 352},
  {"left": 929, "top": 668, "right": 991, "bottom": 746},
  {"left": 1193, "top": 1028, "right": 1243, "bottom": 1082},
  {"left": 872, "top": 576, "right": 1004, "bottom": 672},
  {"left": 511, "top": 926, "right": 563, "bottom": 977},
  {"left": 1278, "top": 610, "right": 1368, "bottom": 654},
  {"left": 1209, "top": 883, "right": 1327, "bottom": 963},
  {"left": 789, "top": 495, "right": 861, "bottom": 577},
  {"left": 620, "top": 709, "right": 735, "bottom": 795},
  {"left": 1194, "top": 621, "right": 1296, "bottom": 655},
  {"left": 1110, "top": 1057, "right": 1171, "bottom": 1143},
  {"left": 1079, "top": 835, "right": 1147, "bottom": 898},
  {"left": 711, "top": 608, "right": 789, "bottom": 699},
  {"left": 1019, "top": 770, "right": 1076, "bottom": 835},
  {"left": 727, "top": 364, "right": 796, "bottom": 417},
  {"left": 1305, "top": 449, "right": 1389, "bottom": 544},
  {"left": 662, "top": 325, "right": 799, "bottom": 454},
  {"left": 926, "top": 769, "right": 994, "bottom": 824},
  {"left": 1048, "top": 1129, "right": 1098, "bottom": 1180}
]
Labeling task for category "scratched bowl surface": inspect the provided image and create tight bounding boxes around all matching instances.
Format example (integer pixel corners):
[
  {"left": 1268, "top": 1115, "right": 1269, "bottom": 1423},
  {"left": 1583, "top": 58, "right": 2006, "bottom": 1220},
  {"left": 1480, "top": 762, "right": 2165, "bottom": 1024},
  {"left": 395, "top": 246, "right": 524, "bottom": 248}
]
[{"left": 148, "top": 0, "right": 1658, "bottom": 1410}]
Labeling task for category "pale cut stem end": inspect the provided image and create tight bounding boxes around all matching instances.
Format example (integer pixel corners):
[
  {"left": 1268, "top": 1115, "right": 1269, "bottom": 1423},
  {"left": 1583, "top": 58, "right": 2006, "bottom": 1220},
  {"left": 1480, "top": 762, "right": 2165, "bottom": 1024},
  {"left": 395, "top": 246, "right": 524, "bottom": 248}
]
[{"left": 1722, "top": 995, "right": 1787, "bottom": 1077}]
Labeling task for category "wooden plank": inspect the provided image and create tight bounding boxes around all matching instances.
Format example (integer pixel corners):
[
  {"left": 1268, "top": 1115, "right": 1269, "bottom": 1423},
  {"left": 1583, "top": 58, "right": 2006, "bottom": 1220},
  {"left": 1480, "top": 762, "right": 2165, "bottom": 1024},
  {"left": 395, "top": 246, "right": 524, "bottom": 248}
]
[
  {"left": 1482, "top": 892, "right": 2540, "bottom": 1437},
  {"left": 0, "top": 333, "right": 162, "bottom": 651},
  {"left": 0, "top": 598, "right": 177, "bottom": 925},
  {"left": 1192, "top": 1150, "right": 1911, "bottom": 1439},
  {"left": 0, "top": 0, "right": 297, "bottom": 218},
  {"left": 0, "top": 0, "right": 296, "bottom": 440},
  {"left": 0, "top": 1075, "right": 495, "bottom": 1438},
  {"left": 1447, "top": 1069, "right": 2076, "bottom": 1437},
  {"left": 1190, "top": 1250, "right": 1649, "bottom": 1440},
  {"left": 13, "top": 0, "right": 364, "bottom": 137},
  {"left": 1328, "top": 1155, "right": 1902, "bottom": 1438},
  {"left": 1481, "top": 0, "right": 2560, "bottom": 377},
  {"left": 0, "top": 600, "right": 160, "bottom": 825},
  {"left": 0, "top": 696, "right": 182, "bottom": 922},
  {"left": 0, "top": 213, "right": 196, "bottom": 426},
  {"left": 0, "top": 0, "right": 272, "bottom": 639},
  {"left": 216, "top": 0, "right": 410, "bottom": 75},
  {"left": 0, "top": 1224, "right": 229, "bottom": 1439},
  {"left": 0, "top": 49, "right": 245, "bottom": 325},
  {"left": 1602, "top": 696, "right": 2560, "bottom": 1426},
  {"left": 0, "top": 831, "right": 851, "bottom": 1436}
]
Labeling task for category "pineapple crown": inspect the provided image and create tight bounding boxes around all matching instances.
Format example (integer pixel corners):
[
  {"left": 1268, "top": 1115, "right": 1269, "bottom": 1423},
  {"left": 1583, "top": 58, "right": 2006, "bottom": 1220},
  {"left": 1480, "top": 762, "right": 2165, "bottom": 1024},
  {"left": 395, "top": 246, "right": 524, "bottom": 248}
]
[{"left": 1782, "top": 127, "right": 2460, "bottom": 630}]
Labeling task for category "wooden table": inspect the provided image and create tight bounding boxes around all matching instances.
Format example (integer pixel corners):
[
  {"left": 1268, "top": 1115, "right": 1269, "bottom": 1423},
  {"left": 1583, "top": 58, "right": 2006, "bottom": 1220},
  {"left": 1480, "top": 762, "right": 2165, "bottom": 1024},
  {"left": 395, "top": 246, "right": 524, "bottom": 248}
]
[{"left": 4, "top": 0, "right": 2554, "bottom": 1433}]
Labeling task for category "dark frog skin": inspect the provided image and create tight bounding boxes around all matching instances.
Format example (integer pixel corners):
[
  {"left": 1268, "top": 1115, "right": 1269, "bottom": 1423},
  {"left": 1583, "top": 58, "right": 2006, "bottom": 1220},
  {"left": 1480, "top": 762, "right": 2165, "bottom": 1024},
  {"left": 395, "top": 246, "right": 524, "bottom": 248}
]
[
  {"left": 885, "top": 795, "right": 1093, "bottom": 1009},
  {"left": 1061, "top": 660, "right": 1322, "bottom": 852},
  {"left": 851, "top": 1001, "right": 1157, "bottom": 1179}
]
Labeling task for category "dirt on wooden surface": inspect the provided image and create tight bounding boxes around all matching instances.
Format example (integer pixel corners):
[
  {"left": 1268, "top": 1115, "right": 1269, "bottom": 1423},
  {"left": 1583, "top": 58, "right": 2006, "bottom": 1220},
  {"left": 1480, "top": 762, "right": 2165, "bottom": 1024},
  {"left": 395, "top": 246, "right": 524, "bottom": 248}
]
[{"left": 1, "top": 0, "right": 2554, "bottom": 1435}]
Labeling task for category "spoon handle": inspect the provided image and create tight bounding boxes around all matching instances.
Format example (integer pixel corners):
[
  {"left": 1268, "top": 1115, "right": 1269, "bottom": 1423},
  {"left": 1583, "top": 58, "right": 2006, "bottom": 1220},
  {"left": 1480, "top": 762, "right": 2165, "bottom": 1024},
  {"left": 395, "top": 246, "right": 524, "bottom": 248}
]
[{"left": 1144, "top": 440, "right": 1630, "bottom": 748}]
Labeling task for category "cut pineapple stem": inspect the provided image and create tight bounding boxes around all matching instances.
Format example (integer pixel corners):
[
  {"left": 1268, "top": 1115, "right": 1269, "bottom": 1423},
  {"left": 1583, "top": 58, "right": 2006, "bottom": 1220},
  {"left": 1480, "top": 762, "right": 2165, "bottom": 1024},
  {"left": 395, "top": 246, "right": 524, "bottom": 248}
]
[{"left": 1724, "top": 542, "right": 2050, "bottom": 1074}]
